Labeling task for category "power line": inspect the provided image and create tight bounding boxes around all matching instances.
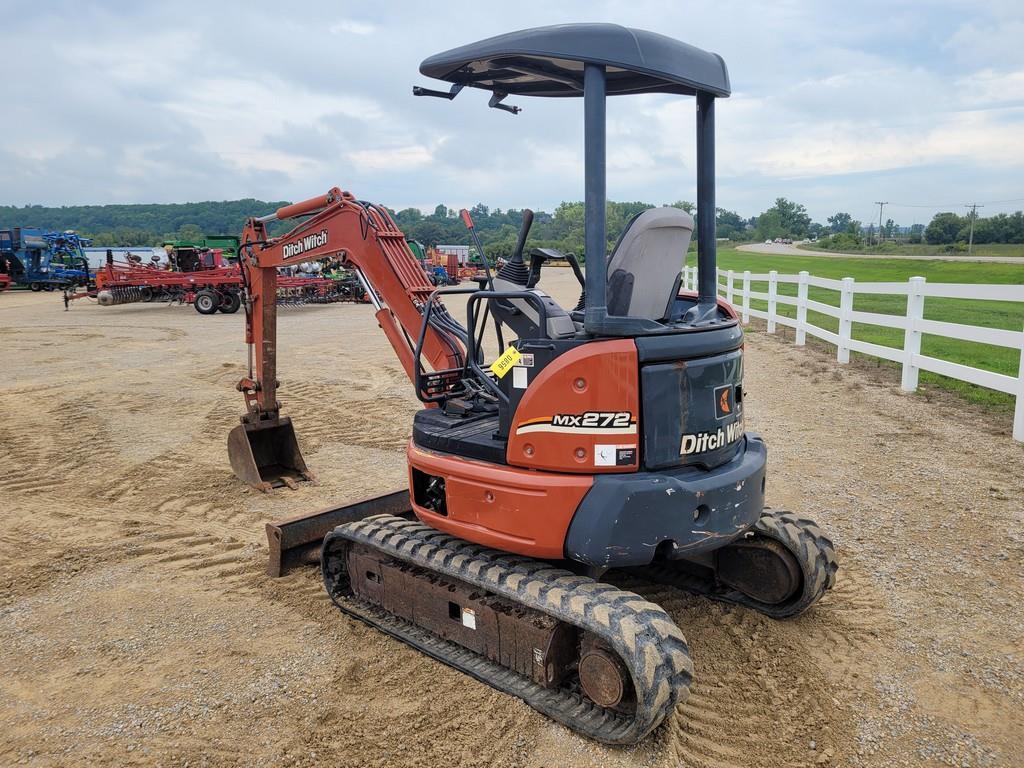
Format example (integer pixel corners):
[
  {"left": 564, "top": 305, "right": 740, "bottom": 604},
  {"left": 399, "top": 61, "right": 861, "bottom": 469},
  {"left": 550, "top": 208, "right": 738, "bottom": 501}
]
[{"left": 886, "top": 196, "right": 1024, "bottom": 209}]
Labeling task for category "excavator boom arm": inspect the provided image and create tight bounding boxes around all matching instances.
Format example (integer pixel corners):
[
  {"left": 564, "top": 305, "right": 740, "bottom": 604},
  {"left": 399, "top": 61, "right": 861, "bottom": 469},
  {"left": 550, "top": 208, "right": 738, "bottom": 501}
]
[{"left": 237, "top": 188, "right": 465, "bottom": 418}]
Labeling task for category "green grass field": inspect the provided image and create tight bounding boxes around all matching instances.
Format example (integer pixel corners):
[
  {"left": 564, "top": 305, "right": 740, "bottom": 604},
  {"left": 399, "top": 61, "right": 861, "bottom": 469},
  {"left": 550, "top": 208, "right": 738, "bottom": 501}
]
[
  {"left": 688, "top": 249, "right": 1024, "bottom": 409},
  {"left": 801, "top": 241, "right": 1024, "bottom": 258}
]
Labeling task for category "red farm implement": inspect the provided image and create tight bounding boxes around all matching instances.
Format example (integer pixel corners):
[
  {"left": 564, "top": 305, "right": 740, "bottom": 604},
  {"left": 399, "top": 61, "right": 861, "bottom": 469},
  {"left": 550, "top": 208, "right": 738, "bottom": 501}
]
[{"left": 64, "top": 249, "right": 369, "bottom": 314}]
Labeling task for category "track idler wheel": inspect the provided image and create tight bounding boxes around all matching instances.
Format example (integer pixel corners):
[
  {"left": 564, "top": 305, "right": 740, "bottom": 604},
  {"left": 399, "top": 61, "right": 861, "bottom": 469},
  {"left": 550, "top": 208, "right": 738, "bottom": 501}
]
[{"left": 715, "top": 510, "right": 838, "bottom": 619}]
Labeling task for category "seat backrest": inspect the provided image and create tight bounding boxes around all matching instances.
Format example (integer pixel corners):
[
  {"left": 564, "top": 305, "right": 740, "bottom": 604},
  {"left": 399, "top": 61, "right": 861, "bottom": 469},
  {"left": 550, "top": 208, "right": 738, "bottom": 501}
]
[{"left": 606, "top": 207, "right": 694, "bottom": 320}]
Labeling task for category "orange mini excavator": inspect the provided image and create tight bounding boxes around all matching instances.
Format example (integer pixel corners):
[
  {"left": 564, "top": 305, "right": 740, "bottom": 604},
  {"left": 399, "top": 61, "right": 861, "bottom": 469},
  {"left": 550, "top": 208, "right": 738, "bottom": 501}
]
[{"left": 227, "top": 24, "right": 837, "bottom": 744}]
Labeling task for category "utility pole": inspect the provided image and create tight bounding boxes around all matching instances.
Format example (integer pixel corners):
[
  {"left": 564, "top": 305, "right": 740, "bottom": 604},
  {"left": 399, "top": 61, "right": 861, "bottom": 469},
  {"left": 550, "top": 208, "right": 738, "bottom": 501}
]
[
  {"left": 873, "top": 201, "right": 888, "bottom": 246},
  {"left": 965, "top": 203, "right": 983, "bottom": 255}
]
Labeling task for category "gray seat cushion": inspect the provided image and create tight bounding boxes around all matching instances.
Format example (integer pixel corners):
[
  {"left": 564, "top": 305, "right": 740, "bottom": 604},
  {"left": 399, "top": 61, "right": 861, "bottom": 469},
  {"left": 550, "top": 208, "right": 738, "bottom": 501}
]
[{"left": 606, "top": 207, "right": 694, "bottom": 320}]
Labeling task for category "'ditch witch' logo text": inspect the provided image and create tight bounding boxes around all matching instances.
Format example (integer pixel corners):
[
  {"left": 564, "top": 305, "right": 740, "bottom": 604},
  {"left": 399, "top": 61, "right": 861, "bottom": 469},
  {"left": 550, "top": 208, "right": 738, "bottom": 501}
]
[
  {"left": 282, "top": 230, "right": 328, "bottom": 260},
  {"left": 680, "top": 416, "right": 744, "bottom": 455}
]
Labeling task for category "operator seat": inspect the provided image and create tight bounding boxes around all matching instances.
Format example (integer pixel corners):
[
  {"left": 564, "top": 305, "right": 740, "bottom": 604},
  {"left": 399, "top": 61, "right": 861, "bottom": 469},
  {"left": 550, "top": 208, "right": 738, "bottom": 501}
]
[{"left": 606, "top": 207, "right": 694, "bottom": 321}]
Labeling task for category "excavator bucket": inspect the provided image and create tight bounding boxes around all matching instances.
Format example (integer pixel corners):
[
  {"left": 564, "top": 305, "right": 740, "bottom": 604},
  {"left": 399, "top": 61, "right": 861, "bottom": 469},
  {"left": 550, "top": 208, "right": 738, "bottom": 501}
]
[{"left": 228, "top": 416, "right": 311, "bottom": 492}]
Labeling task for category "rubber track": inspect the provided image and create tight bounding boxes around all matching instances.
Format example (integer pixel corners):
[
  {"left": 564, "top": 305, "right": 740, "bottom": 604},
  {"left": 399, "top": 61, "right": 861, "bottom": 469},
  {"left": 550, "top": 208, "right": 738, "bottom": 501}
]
[
  {"left": 635, "top": 509, "right": 838, "bottom": 619},
  {"left": 321, "top": 514, "right": 694, "bottom": 744}
]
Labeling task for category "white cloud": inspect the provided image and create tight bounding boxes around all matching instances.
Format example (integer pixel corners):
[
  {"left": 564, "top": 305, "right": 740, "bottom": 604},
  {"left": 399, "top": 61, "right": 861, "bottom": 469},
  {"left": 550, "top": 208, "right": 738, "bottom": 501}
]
[
  {"left": 162, "top": 77, "right": 385, "bottom": 171},
  {"left": 346, "top": 145, "right": 434, "bottom": 172},
  {"left": 329, "top": 19, "right": 376, "bottom": 36}
]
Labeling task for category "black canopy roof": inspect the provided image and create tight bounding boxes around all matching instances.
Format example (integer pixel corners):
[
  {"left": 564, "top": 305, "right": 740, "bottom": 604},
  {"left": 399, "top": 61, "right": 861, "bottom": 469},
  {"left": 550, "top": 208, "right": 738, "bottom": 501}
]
[{"left": 419, "top": 23, "right": 730, "bottom": 98}]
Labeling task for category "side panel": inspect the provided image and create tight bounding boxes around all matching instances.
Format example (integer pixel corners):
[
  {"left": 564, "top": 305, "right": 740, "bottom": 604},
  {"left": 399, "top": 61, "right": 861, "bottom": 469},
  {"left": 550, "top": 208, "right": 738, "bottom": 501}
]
[
  {"left": 407, "top": 443, "right": 592, "bottom": 559},
  {"left": 641, "top": 348, "right": 745, "bottom": 470},
  {"left": 506, "top": 339, "right": 640, "bottom": 473}
]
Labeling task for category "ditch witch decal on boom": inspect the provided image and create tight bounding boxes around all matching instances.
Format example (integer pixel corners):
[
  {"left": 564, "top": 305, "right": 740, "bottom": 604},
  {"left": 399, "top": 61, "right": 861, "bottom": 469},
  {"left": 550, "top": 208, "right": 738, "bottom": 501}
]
[{"left": 282, "top": 229, "right": 329, "bottom": 260}]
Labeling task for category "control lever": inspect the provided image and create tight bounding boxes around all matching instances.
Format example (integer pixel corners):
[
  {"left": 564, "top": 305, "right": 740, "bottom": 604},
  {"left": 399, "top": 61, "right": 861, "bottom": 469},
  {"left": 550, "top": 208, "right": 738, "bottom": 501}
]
[
  {"left": 460, "top": 209, "right": 504, "bottom": 353},
  {"left": 510, "top": 209, "right": 534, "bottom": 268},
  {"left": 460, "top": 209, "right": 495, "bottom": 289}
]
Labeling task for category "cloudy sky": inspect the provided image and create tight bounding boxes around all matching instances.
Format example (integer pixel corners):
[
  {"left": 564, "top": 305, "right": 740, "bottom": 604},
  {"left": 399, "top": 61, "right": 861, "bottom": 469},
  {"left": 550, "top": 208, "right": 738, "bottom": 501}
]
[{"left": 3, "top": 0, "right": 1023, "bottom": 224}]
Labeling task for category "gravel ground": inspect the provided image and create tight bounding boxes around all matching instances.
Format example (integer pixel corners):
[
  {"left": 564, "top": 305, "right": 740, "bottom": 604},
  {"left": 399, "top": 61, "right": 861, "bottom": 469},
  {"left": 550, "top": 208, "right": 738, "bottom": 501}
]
[{"left": 0, "top": 273, "right": 1021, "bottom": 767}]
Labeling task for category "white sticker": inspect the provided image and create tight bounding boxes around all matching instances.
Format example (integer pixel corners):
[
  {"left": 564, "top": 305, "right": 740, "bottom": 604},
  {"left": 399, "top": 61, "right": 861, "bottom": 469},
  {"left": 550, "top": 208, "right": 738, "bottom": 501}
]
[
  {"left": 462, "top": 608, "right": 477, "bottom": 630},
  {"left": 594, "top": 445, "right": 617, "bottom": 466},
  {"left": 512, "top": 366, "right": 528, "bottom": 389}
]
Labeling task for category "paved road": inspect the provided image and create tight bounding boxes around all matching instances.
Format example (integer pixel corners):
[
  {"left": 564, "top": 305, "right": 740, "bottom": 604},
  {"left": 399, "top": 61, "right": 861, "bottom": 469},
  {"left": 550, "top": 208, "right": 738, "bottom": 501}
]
[{"left": 738, "top": 242, "right": 1024, "bottom": 264}]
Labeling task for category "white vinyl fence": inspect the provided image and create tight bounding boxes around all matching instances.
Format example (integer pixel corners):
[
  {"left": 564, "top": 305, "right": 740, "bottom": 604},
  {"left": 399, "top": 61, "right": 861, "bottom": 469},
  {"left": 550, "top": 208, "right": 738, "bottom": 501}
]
[{"left": 681, "top": 265, "right": 1024, "bottom": 443}]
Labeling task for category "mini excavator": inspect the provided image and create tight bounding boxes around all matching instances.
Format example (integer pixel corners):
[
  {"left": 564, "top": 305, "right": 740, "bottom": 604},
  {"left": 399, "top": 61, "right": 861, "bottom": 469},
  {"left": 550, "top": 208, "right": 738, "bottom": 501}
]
[{"left": 227, "top": 24, "right": 838, "bottom": 744}]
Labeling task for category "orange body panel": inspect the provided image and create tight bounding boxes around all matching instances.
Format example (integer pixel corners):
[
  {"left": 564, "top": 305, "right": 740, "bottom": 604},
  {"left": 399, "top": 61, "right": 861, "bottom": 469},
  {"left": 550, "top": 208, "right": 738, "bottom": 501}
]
[
  {"left": 407, "top": 443, "right": 592, "bottom": 559},
  {"left": 506, "top": 339, "right": 640, "bottom": 473}
]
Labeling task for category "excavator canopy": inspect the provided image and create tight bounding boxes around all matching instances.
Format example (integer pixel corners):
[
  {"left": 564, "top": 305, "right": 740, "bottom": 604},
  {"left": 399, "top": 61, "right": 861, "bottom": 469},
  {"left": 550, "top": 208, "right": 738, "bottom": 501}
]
[
  {"left": 419, "top": 23, "right": 731, "bottom": 98},
  {"left": 418, "top": 23, "right": 730, "bottom": 332}
]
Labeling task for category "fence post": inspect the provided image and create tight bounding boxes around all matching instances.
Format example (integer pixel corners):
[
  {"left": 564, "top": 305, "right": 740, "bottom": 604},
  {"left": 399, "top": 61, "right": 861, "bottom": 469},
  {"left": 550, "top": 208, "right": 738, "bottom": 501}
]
[
  {"left": 1015, "top": 325, "right": 1024, "bottom": 443},
  {"left": 901, "top": 276, "right": 926, "bottom": 392},
  {"left": 838, "top": 277, "right": 854, "bottom": 363},
  {"left": 796, "top": 270, "right": 809, "bottom": 346},
  {"left": 726, "top": 269, "right": 735, "bottom": 305},
  {"left": 742, "top": 270, "right": 751, "bottom": 325},
  {"left": 767, "top": 270, "right": 778, "bottom": 333}
]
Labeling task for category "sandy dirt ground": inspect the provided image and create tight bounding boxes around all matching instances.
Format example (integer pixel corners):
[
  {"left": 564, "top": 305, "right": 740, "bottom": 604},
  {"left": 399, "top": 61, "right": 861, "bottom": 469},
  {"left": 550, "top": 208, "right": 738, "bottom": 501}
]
[{"left": 1, "top": 271, "right": 1022, "bottom": 768}]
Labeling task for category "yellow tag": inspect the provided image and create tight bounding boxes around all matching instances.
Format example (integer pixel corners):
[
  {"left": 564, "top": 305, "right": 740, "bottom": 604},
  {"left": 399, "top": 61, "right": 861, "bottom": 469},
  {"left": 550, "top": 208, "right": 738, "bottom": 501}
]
[{"left": 489, "top": 346, "right": 522, "bottom": 378}]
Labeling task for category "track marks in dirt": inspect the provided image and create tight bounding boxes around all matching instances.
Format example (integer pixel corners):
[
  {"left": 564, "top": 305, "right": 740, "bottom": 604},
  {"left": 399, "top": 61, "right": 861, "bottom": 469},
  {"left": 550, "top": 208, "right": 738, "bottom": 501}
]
[
  {"left": 122, "top": 527, "right": 261, "bottom": 592},
  {"left": 0, "top": 389, "right": 132, "bottom": 498},
  {"left": 612, "top": 580, "right": 855, "bottom": 768},
  {"left": 799, "top": 561, "right": 891, "bottom": 688},
  {"left": 0, "top": 419, "right": 113, "bottom": 497},
  {"left": 282, "top": 379, "right": 417, "bottom": 453},
  {"left": 88, "top": 448, "right": 200, "bottom": 503}
]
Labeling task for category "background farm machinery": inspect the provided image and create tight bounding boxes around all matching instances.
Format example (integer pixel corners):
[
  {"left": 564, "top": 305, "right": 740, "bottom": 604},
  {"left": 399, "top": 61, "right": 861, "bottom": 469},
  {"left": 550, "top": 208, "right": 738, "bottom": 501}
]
[
  {"left": 65, "top": 246, "right": 370, "bottom": 314},
  {"left": 408, "top": 239, "right": 487, "bottom": 285},
  {"left": 0, "top": 228, "right": 94, "bottom": 291},
  {"left": 161, "top": 234, "right": 241, "bottom": 270}
]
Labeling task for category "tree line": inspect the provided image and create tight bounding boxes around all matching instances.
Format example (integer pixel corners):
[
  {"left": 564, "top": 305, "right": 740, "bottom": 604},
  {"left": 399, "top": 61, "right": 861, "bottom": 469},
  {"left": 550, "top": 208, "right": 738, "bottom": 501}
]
[
  {"left": 0, "top": 199, "right": 287, "bottom": 248},
  {"left": 3, "top": 198, "right": 1020, "bottom": 259},
  {"left": 0, "top": 198, "right": 749, "bottom": 258}
]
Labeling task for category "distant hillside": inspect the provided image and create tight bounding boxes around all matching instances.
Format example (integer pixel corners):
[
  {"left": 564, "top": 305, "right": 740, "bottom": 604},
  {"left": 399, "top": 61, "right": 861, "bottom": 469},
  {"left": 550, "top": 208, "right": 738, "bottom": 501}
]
[{"left": 0, "top": 199, "right": 289, "bottom": 246}]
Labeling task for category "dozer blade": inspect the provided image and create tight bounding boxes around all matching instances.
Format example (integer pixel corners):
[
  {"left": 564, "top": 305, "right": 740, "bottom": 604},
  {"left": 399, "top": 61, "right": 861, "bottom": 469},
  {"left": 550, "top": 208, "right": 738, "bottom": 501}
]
[
  {"left": 228, "top": 416, "right": 312, "bottom": 492},
  {"left": 265, "top": 490, "right": 411, "bottom": 577}
]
